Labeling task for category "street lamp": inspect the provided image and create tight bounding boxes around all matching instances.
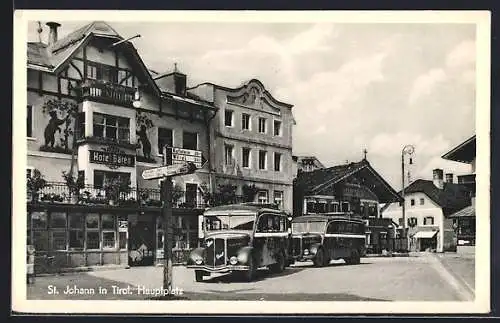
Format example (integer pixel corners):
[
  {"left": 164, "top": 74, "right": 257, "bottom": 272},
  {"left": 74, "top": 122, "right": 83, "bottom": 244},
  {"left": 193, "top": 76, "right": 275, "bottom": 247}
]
[{"left": 401, "top": 144, "right": 415, "bottom": 247}]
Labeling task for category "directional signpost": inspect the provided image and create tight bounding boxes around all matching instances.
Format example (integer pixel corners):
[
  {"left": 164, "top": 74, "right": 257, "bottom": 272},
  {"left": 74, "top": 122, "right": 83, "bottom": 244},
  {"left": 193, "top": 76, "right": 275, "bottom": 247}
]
[{"left": 141, "top": 146, "right": 201, "bottom": 297}]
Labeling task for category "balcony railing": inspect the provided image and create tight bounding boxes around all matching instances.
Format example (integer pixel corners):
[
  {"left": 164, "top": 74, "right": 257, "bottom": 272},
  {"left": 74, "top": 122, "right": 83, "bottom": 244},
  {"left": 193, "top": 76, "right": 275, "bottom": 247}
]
[
  {"left": 80, "top": 80, "right": 135, "bottom": 107},
  {"left": 27, "top": 182, "right": 206, "bottom": 209}
]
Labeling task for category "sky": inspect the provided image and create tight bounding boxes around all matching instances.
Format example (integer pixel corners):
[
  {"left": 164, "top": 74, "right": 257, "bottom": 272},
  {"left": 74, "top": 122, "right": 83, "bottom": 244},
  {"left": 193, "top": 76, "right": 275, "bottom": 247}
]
[{"left": 27, "top": 20, "right": 477, "bottom": 190}]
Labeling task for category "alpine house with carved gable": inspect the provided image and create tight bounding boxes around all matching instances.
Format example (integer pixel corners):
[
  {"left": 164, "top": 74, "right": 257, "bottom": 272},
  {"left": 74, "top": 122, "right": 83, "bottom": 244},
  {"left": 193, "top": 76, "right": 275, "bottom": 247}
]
[{"left": 26, "top": 21, "right": 217, "bottom": 271}]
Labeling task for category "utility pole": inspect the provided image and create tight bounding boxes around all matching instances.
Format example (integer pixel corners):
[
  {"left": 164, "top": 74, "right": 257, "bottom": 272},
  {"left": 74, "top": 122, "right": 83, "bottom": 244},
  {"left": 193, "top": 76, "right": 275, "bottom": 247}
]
[{"left": 161, "top": 175, "right": 174, "bottom": 294}]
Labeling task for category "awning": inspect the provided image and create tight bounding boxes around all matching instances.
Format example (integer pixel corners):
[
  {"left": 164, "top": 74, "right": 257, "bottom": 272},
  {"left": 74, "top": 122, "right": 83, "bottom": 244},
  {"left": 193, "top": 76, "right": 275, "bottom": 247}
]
[{"left": 414, "top": 231, "right": 438, "bottom": 239}]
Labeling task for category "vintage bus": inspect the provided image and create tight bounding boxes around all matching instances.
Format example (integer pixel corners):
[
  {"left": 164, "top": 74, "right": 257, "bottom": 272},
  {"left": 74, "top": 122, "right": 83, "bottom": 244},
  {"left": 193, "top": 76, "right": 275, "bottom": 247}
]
[
  {"left": 186, "top": 203, "right": 293, "bottom": 282},
  {"left": 291, "top": 214, "right": 366, "bottom": 266}
]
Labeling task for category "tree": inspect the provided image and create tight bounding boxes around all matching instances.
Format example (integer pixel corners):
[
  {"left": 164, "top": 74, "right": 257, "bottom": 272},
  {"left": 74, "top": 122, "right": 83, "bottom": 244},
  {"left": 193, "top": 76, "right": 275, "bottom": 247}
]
[
  {"left": 204, "top": 183, "right": 237, "bottom": 206},
  {"left": 242, "top": 183, "right": 259, "bottom": 202},
  {"left": 27, "top": 169, "right": 49, "bottom": 202}
]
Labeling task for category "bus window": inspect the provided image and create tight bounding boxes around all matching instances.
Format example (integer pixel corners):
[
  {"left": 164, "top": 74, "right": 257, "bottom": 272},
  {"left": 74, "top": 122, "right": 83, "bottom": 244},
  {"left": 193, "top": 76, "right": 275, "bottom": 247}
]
[
  {"left": 257, "top": 214, "right": 268, "bottom": 232},
  {"left": 327, "top": 222, "right": 337, "bottom": 234},
  {"left": 279, "top": 216, "right": 286, "bottom": 232},
  {"left": 346, "top": 222, "right": 353, "bottom": 233}
]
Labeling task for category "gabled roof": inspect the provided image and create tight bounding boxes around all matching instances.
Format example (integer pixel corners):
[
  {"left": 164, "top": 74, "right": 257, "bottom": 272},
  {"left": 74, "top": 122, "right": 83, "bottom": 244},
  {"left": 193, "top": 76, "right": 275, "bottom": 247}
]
[
  {"left": 294, "top": 159, "right": 402, "bottom": 204},
  {"left": 27, "top": 21, "right": 160, "bottom": 96},
  {"left": 448, "top": 204, "right": 475, "bottom": 218},
  {"left": 441, "top": 135, "right": 476, "bottom": 164},
  {"left": 402, "top": 179, "right": 471, "bottom": 216}
]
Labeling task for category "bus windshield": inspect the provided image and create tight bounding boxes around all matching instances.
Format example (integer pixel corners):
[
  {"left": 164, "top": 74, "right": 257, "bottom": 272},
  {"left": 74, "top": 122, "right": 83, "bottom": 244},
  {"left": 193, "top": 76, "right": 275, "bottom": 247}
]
[
  {"left": 292, "top": 221, "right": 326, "bottom": 234},
  {"left": 204, "top": 214, "right": 256, "bottom": 231}
]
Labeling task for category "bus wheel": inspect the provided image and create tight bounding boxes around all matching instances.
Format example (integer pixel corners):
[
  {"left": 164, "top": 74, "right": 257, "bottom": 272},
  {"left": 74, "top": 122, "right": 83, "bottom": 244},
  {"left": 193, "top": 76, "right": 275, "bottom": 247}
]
[
  {"left": 195, "top": 270, "right": 206, "bottom": 282},
  {"left": 352, "top": 250, "right": 361, "bottom": 265},
  {"left": 270, "top": 251, "right": 285, "bottom": 274},
  {"left": 313, "top": 248, "right": 325, "bottom": 267}
]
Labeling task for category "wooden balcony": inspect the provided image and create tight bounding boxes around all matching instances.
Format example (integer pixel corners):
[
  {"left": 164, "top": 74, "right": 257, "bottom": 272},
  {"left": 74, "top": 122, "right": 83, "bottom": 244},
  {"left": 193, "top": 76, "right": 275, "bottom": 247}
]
[{"left": 80, "top": 80, "right": 135, "bottom": 107}]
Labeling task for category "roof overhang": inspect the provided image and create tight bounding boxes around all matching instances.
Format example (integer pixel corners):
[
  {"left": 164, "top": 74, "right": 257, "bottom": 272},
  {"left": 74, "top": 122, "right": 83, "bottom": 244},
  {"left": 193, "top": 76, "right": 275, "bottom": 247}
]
[{"left": 441, "top": 135, "right": 476, "bottom": 163}]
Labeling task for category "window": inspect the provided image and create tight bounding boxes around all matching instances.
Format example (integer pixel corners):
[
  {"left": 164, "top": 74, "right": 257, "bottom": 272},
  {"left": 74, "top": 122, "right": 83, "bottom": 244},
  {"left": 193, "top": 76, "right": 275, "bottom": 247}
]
[
  {"left": 86, "top": 214, "right": 100, "bottom": 249},
  {"left": 408, "top": 217, "right": 418, "bottom": 227},
  {"left": 102, "top": 214, "right": 116, "bottom": 249},
  {"left": 332, "top": 202, "right": 340, "bottom": 213},
  {"left": 420, "top": 198, "right": 425, "bottom": 205},
  {"left": 224, "top": 110, "right": 233, "bottom": 127},
  {"left": 242, "top": 147, "right": 251, "bottom": 168},
  {"left": 341, "top": 202, "right": 350, "bottom": 212},
  {"left": 242, "top": 113, "right": 251, "bottom": 130},
  {"left": 306, "top": 201, "right": 315, "bottom": 213},
  {"left": 27, "top": 105, "right": 33, "bottom": 137},
  {"left": 368, "top": 204, "right": 377, "bottom": 218},
  {"left": 274, "top": 152, "right": 282, "bottom": 171},
  {"left": 258, "top": 117, "right": 267, "bottom": 133},
  {"left": 273, "top": 191, "right": 283, "bottom": 208},
  {"left": 257, "top": 190, "right": 269, "bottom": 204},
  {"left": 93, "top": 113, "right": 130, "bottom": 143},
  {"left": 76, "top": 112, "right": 85, "bottom": 139},
  {"left": 258, "top": 150, "right": 267, "bottom": 170},
  {"left": 69, "top": 213, "right": 84, "bottom": 250},
  {"left": 182, "top": 131, "right": 197, "bottom": 150},
  {"left": 118, "top": 70, "right": 135, "bottom": 87},
  {"left": 87, "top": 62, "right": 118, "bottom": 83},
  {"left": 423, "top": 216, "right": 434, "bottom": 225},
  {"left": 224, "top": 144, "right": 234, "bottom": 165},
  {"left": 31, "top": 212, "right": 48, "bottom": 251},
  {"left": 410, "top": 199, "right": 415, "bottom": 206},
  {"left": 273, "top": 120, "right": 282, "bottom": 136},
  {"left": 93, "top": 171, "right": 131, "bottom": 190},
  {"left": 158, "top": 128, "right": 173, "bottom": 155}
]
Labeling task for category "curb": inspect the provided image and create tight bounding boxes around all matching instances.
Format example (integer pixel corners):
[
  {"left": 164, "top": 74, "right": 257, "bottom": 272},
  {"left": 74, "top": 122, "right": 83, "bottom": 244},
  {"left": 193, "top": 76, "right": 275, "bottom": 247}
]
[
  {"left": 364, "top": 253, "right": 410, "bottom": 258},
  {"left": 35, "top": 265, "right": 131, "bottom": 277},
  {"left": 428, "top": 253, "right": 475, "bottom": 301}
]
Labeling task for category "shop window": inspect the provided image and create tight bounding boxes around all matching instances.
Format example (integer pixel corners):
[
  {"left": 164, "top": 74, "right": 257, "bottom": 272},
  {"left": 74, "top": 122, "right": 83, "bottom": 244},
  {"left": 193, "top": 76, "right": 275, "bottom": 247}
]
[
  {"left": 242, "top": 113, "right": 251, "bottom": 130},
  {"left": 102, "top": 232, "right": 116, "bottom": 249},
  {"left": 258, "top": 117, "right": 267, "bottom": 133},
  {"left": 102, "top": 214, "right": 116, "bottom": 230},
  {"left": 33, "top": 231, "right": 49, "bottom": 251},
  {"left": 51, "top": 231, "right": 67, "bottom": 251},
  {"left": 69, "top": 213, "right": 84, "bottom": 250},
  {"left": 86, "top": 232, "right": 100, "bottom": 250},
  {"left": 119, "top": 232, "right": 127, "bottom": 250},
  {"left": 86, "top": 213, "right": 100, "bottom": 250},
  {"left": 225, "top": 109, "right": 234, "bottom": 127},
  {"left": 50, "top": 212, "right": 67, "bottom": 229},
  {"left": 242, "top": 147, "right": 251, "bottom": 168},
  {"left": 32, "top": 211, "right": 48, "bottom": 229},
  {"left": 158, "top": 128, "right": 173, "bottom": 155}
]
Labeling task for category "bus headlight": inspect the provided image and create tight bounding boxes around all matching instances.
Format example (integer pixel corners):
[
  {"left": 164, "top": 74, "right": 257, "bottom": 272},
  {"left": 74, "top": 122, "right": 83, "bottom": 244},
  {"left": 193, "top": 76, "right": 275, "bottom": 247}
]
[
  {"left": 310, "top": 246, "right": 318, "bottom": 255},
  {"left": 195, "top": 258, "right": 203, "bottom": 265},
  {"left": 237, "top": 253, "right": 248, "bottom": 264},
  {"left": 303, "top": 249, "right": 309, "bottom": 255},
  {"left": 229, "top": 256, "right": 238, "bottom": 265}
]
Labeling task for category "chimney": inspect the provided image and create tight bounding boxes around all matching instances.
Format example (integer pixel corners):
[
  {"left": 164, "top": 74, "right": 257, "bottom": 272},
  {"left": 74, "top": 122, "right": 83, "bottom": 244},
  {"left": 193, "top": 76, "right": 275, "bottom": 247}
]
[
  {"left": 445, "top": 173, "right": 454, "bottom": 183},
  {"left": 432, "top": 168, "right": 444, "bottom": 189},
  {"left": 46, "top": 22, "right": 61, "bottom": 46}
]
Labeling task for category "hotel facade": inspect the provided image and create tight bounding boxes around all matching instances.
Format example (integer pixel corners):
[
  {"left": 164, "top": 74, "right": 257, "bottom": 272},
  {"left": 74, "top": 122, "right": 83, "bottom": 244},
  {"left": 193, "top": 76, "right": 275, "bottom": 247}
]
[{"left": 25, "top": 21, "right": 295, "bottom": 272}]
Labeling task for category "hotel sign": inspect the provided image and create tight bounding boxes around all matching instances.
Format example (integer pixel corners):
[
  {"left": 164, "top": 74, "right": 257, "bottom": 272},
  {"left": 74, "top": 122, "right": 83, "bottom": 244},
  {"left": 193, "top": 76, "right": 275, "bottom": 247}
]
[{"left": 89, "top": 150, "right": 135, "bottom": 168}]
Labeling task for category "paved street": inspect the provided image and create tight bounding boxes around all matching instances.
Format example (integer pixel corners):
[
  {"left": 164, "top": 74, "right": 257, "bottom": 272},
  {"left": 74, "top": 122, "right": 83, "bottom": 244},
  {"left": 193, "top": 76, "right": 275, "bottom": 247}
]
[{"left": 27, "top": 253, "right": 472, "bottom": 301}]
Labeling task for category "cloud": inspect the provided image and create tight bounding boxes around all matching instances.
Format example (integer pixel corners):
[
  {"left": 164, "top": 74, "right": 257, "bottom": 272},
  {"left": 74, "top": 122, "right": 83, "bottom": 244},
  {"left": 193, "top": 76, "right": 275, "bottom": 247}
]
[
  {"left": 408, "top": 68, "right": 447, "bottom": 104},
  {"left": 416, "top": 156, "right": 472, "bottom": 179},
  {"left": 368, "top": 132, "right": 451, "bottom": 158},
  {"left": 446, "top": 40, "right": 476, "bottom": 68}
]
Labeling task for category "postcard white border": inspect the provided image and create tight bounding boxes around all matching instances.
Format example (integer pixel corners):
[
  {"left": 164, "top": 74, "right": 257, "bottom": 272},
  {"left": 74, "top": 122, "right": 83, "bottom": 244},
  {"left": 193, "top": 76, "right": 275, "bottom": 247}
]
[{"left": 12, "top": 9, "right": 491, "bottom": 314}]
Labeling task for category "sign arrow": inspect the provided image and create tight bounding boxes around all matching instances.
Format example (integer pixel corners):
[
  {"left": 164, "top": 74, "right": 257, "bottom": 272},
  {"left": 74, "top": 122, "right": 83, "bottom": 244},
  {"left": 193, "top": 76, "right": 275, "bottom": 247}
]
[{"left": 141, "top": 162, "right": 197, "bottom": 180}]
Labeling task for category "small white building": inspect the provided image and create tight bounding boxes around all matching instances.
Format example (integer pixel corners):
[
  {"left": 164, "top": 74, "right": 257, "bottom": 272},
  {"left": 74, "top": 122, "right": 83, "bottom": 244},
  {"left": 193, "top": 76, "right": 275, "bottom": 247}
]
[{"left": 381, "top": 169, "right": 471, "bottom": 252}]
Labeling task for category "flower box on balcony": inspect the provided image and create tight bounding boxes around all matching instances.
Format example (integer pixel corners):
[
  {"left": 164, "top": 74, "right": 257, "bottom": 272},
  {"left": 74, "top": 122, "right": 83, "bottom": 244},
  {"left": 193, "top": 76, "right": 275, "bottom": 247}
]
[{"left": 77, "top": 136, "right": 137, "bottom": 150}]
